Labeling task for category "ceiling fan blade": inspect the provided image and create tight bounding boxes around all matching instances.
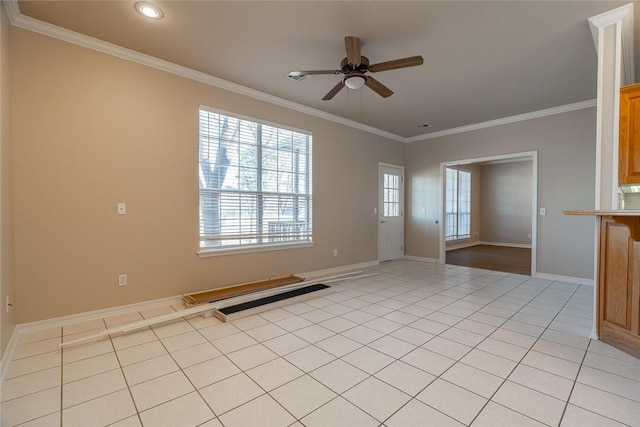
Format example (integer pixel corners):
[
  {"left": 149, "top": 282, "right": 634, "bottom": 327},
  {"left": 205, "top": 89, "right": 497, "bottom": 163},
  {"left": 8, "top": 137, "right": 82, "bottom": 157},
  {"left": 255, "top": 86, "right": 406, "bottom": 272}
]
[
  {"left": 322, "top": 81, "right": 345, "bottom": 100},
  {"left": 288, "top": 70, "right": 341, "bottom": 77},
  {"left": 365, "top": 76, "right": 393, "bottom": 98},
  {"left": 368, "top": 55, "right": 424, "bottom": 73},
  {"left": 345, "top": 36, "right": 362, "bottom": 67}
]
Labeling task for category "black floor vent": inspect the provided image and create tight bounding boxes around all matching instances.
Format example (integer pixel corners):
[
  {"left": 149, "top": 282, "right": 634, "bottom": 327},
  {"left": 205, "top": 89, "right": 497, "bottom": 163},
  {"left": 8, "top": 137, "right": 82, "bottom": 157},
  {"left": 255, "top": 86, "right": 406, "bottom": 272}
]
[{"left": 219, "top": 284, "right": 330, "bottom": 315}]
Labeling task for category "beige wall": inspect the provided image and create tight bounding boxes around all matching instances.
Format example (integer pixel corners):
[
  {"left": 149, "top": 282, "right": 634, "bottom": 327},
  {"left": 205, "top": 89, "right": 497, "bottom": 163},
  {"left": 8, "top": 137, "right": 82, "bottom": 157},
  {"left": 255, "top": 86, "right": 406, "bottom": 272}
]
[
  {"left": 405, "top": 108, "right": 597, "bottom": 279},
  {"left": 1, "top": 4, "right": 16, "bottom": 357},
  {"left": 6, "top": 24, "right": 601, "bottom": 325},
  {"left": 480, "top": 161, "right": 532, "bottom": 245},
  {"left": 10, "top": 28, "right": 404, "bottom": 323}
]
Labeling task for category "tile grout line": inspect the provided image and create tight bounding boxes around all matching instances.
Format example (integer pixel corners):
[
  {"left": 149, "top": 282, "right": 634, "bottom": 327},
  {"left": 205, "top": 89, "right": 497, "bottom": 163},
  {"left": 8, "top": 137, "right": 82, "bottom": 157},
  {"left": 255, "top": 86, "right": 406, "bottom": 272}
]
[
  {"left": 0, "top": 274, "right": 544, "bottom": 424},
  {"left": 154, "top": 304, "right": 301, "bottom": 427},
  {"left": 278, "top": 269, "right": 541, "bottom": 425},
  {"left": 103, "top": 316, "right": 145, "bottom": 427},
  {"left": 263, "top": 269, "right": 557, "bottom": 425},
  {"left": 385, "top": 275, "right": 584, "bottom": 425},
  {"left": 467, "top": 282, "right": 586, "bottom": 427},
  {"left": 212, "top": 267, "right": 507, "bottom": 425},
  {"left": 376, "top": 274, "right": 558, "bottom": 426},
  {"left": 146, "top": 306, "right": 222, "bottom": 425},
  {"left": 5, "top": 261, "right": 630, "bottom": 427},
  {"left": 559, "top": 339, "right": 636, "bottom": 426}
]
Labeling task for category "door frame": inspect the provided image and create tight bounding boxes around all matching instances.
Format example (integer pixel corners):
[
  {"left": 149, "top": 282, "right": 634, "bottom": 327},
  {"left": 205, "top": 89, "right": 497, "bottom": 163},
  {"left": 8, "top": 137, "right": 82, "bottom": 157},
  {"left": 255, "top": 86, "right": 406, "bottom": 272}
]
[
  {"left": 378, "top": 162, "right": 405, "bottom": 262},
  {"left": 438, "top": 151, "right": 538, "bottom": 275}
]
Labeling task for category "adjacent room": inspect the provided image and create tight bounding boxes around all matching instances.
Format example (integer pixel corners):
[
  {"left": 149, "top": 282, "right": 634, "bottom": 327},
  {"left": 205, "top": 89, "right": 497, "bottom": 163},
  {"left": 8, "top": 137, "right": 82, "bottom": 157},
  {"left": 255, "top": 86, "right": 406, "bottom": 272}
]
[
  {"left": 1, "top": 1, "right": 639, "bottom": 426},
  {"left": 444, "top": 157, "right": 534, "bottom": 275}
]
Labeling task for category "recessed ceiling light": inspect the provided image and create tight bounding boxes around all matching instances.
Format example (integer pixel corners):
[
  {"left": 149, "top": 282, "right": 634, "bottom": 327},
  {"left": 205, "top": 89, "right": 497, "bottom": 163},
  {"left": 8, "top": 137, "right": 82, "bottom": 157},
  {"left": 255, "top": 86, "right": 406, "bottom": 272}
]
[
  {"left": 135, "top": 2, "right": 164, "bottom": 19},
  {"left": 416, "top": 123, "right": 430, "bottom": 128}
]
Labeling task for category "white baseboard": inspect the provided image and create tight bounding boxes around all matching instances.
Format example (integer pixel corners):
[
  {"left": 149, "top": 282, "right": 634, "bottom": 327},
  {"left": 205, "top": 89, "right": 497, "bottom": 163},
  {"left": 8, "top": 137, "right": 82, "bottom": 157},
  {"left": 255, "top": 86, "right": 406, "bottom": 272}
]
[
  {"left": 479, "top": 241, "right": 532, "bottom": 249},
  {"left": 403, "top": 255, "right": 440, "bottom": 264},
  {"left": 445, "top": 241, "right": 481, "bottom": 251},
  {"left": 1, "top": 260, "right": 381, "bottom": 381},
  {"left": 445, "top": 241, "right": 532, "bottom": 251},
  {"left": 297, "top": 260, "right": 379, "bottom": 280},
  {"left": 16, "top": 261, "right": 380, "bottom": 334},
  {"left": 534, "top": 272, "right": 594, "bottom": 287},
  {"left": 1, "top": 294, "right": 184, "bottom": 383},
  {"left": 1, "top": 329, "right": 20, "bottom": 382},
  {"left": 15, "top": 294, "right": 184, "bottom": 335}
]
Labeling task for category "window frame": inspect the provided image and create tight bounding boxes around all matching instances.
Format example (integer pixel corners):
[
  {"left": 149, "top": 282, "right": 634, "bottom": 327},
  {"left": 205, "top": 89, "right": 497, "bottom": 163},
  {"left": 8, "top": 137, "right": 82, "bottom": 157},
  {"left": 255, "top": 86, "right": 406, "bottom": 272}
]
[
  {"left": 197, "top": 106, "right": 313, "bottom": 257},
  {"left": 445, "top": 166, "right": 471, "bottom": 241}
]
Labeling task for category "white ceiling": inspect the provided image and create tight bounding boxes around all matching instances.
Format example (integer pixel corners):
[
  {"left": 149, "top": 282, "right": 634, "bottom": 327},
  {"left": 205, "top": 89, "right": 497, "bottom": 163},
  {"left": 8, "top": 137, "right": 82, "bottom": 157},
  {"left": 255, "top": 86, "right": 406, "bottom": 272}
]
[{"left": 13, "top": 1, "right": 633, "bottom": 139}]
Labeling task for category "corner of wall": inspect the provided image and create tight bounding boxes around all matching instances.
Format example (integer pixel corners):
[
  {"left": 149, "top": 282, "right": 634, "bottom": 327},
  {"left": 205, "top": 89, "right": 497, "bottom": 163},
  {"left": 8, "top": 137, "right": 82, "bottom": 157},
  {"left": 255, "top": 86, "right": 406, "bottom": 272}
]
[{"left": 0, "top": 1, "right": 17, "bottom": 359}]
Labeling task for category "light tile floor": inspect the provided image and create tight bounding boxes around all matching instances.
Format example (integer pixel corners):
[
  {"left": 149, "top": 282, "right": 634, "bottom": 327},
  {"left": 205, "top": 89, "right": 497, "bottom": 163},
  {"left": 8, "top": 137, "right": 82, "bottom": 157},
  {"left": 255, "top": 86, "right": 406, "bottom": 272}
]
[{"left": 2, "top": 260, "right": 640, "bottom": 426}]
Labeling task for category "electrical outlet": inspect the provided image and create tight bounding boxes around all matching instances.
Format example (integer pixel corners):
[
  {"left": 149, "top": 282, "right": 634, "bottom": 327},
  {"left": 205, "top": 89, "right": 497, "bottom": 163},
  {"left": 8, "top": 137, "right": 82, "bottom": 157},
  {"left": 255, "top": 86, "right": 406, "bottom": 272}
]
[
  {"left": 539, "top": 207, "right": 546, "bottom": 216},
  {"left": 118, "top": 274, "right": 127, "bottom": 286},
  {"left": 528, "top": 233, "right": 532, "bottom": 239},
  {"left": 333, "top": 249, "right": 338, "bottom": 257}
]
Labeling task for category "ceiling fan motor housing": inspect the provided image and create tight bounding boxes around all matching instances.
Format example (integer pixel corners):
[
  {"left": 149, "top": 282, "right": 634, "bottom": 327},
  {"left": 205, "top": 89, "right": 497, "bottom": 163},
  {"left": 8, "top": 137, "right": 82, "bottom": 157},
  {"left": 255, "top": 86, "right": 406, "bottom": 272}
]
[{"left": 340, "top": 56, "right": 370, "bottom": 74}]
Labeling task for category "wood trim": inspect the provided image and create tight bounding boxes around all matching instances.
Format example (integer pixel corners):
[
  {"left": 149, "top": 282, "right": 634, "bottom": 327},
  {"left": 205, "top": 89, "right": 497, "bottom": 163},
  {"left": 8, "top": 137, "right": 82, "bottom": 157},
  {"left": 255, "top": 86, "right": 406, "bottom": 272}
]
[
  {"left": 612, "top": 215, "right": 640, "bottom": 240},
  {"left": 600, "top": 321, "right": 640, "bottom": 359},
  {"left": 183, "top": 275, "right": 305, "bottom": 306},
  {"left": 619, "top": 83, "right": 640, "bottom": 184},
  {"left": 597, "top": 217, "right": 604, "bottom": 336},
  {"left": 631, "top": 240, "right": 640, "bottom": 335}
]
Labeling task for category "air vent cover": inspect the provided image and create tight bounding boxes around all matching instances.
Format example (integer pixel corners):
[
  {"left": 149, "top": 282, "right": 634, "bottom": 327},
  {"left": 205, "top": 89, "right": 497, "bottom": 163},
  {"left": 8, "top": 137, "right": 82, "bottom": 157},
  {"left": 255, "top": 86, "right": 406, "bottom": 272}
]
[{"left": 288, "top": 74, "right": 311, "bottom": 82}]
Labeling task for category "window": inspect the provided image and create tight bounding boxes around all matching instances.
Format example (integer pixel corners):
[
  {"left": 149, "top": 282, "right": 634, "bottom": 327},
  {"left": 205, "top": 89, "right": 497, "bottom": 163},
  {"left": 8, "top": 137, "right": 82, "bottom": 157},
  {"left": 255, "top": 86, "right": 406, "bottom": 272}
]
[
  {"left": 445, "top": 167, "right": 471, "bottom": 240},
  {"left": 382, "top": 173, "right": 400, "bottom": 217},
  {"left": 198, "top": 108, "right": 312, "bottom": 252}
]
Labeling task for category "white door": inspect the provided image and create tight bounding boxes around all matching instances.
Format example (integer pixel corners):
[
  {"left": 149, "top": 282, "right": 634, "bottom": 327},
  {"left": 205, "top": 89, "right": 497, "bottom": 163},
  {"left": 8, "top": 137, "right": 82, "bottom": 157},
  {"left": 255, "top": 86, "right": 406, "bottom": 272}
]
[{"left": 379, "top": 164, "right": 404, "bottom": 261}]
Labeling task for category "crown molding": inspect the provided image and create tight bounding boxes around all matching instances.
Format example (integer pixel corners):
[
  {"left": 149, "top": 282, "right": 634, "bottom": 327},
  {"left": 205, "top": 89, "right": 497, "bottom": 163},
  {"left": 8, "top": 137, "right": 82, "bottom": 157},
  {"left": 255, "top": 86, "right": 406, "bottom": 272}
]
[
  {"left": 4, "top": 0, "right": 604, "bottom": 145},
  {"left": 588, "top": 3, "right": 633, "bottom": 31},
  {"left": 4, "top": 0, "right": 404, "bottom": 143},
  {"left": 405, "top": 99, "right": 597, "bottom": 143},
  {"left": 588, "top": 3, "right": 634, "bottom": 85}
]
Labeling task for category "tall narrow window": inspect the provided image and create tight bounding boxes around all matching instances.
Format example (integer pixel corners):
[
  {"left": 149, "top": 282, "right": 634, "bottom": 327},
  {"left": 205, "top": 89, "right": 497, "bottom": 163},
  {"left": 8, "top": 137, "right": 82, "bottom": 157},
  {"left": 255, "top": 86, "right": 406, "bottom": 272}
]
[
  {"left": 383, "top": 173, "right": 400, "bottom": 217},
  {"left": 198, "top": 108, "right": 312, "bottom": 252},
  {"left": 445, "top": 167, "right": 471, "bottom": 240}
]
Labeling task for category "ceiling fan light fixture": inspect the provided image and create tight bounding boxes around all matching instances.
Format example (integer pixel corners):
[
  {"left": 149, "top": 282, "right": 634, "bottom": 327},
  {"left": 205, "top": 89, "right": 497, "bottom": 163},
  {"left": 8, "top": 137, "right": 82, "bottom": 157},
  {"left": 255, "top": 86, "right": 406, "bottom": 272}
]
[
  {"left": 135, "top": 2, "right": 164, "bottom": 19},
  {"left": 344, "top": 75, "right": 366, "bottom": 90}
]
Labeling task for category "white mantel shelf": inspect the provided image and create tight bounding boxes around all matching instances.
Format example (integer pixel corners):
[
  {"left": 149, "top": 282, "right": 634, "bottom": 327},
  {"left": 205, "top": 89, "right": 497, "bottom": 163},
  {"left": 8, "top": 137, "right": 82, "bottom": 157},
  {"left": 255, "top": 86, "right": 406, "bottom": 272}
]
[{"left": 564, "top": 210, "right": 640, "bottom": 216}]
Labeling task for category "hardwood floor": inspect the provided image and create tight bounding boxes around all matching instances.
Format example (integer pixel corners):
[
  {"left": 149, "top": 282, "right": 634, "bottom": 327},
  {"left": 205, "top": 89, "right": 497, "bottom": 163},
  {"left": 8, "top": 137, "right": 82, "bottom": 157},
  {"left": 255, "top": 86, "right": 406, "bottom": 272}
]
[{"left": 446, "top": 244, "right": 531, "bottom": 275}]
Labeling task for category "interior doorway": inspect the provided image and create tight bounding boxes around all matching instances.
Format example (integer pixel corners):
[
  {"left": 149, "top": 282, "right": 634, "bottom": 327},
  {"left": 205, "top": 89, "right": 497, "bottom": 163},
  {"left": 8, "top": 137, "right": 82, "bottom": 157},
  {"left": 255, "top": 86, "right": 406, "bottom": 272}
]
[{"left": 438, "top": 151, "right": 538, "bottom": 275}]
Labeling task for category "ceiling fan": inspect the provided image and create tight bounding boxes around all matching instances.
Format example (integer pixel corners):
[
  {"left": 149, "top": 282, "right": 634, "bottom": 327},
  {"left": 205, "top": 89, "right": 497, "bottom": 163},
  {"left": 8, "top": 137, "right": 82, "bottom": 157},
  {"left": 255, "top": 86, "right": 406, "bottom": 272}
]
[{"left": 288, "top": 36, "right": 424, "bottom": 101}]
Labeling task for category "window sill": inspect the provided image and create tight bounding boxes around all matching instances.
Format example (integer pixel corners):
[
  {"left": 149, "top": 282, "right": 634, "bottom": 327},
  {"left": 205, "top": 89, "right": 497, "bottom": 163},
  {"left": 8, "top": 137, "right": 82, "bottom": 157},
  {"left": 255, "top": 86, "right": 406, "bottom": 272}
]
[{"left": 198, "top": 241, "right": 314, "bottom": 258}]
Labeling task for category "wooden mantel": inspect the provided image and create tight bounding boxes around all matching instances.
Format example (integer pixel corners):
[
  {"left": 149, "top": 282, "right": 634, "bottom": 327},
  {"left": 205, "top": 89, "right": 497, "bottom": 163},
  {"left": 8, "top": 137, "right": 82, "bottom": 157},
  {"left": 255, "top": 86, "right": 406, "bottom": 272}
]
[{"left": 564, "top": 210, "right": 640, "bottom": 358}]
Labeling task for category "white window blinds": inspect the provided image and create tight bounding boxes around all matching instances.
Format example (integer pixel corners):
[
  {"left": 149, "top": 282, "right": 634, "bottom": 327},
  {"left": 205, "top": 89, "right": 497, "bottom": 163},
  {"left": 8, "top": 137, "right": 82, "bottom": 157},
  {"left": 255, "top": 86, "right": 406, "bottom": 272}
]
[{"left": 199, "top": 109, "right": 312, "bottom": 251}]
